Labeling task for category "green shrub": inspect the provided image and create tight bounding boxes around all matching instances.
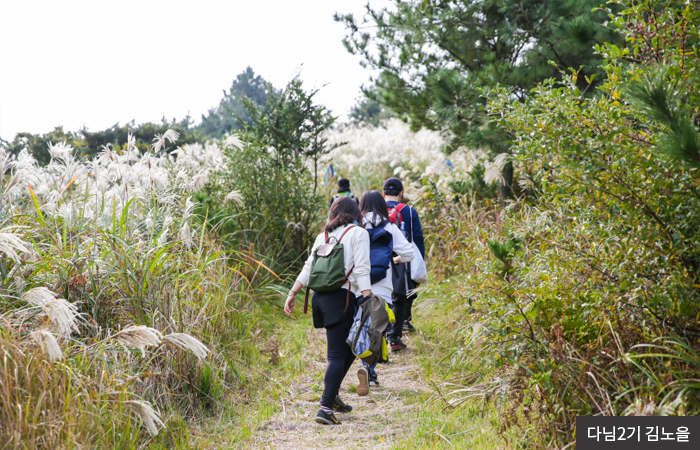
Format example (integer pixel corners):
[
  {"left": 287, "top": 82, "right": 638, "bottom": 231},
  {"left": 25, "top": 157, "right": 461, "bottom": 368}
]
[
  {"left": 206, "top": 76, "right": 340, "bottom": 270},
  {"left": 423, "top": 0, "right": 700, "bottom": 446}
]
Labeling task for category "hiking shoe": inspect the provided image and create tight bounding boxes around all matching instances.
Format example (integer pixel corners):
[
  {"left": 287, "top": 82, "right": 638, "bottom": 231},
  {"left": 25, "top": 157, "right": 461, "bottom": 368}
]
[
  {"left": 390, "top": 338, "right": 407, "bottom": 352},
  {"left": 369, "top": 375, "right": 380, "bottom": 387},
  {"left": 403, "top": 321, "right": 415, "bottom": 332},
  {"left": 333, "top": 395, "right": 353, "bottom": 413},
  {"left": 357, "top": 367, "right": 370, "bottom": 396},
  {"left": 315, "top": 409, "right": 341, "bottom": 425}
]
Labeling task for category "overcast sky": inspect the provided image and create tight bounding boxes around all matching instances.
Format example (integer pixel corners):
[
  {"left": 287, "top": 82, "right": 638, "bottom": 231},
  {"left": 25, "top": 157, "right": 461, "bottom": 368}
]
[{"left": 0, "top": 0, "right": 390, "bottom": 141}]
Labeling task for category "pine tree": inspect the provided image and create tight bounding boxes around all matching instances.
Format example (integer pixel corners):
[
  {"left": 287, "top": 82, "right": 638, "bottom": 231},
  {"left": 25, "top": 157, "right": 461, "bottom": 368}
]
[
  {"left": 198, "top": 67, "right": 275, "bottom": 139},
  {"left": 335, "top": 0, "right": 623, "bottom": 197}
]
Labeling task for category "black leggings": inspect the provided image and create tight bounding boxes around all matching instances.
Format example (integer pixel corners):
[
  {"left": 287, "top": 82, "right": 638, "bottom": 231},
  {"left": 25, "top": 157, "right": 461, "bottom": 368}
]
[
  {"left": 321, "top": 313, "right": 356, "bottom": 408},
  {"left": 388, "top": 294, "right": 414, "bottom": 339}
]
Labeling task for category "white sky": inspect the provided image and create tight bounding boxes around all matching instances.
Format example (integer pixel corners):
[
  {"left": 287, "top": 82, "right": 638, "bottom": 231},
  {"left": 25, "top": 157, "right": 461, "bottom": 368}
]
[{"left": 0, "top": 0, "right": 389, "bottom": 141}]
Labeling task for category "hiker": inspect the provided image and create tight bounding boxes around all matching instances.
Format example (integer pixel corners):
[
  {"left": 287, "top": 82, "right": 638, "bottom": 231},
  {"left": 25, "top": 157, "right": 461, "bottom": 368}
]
[
  {"left": 383, "top": 177, "right": 425, "bottom": 352},
  {"left": 328, "top": 178, "right": 359, "bottom": 210},
  {"left": 284, "top": 196, "right": 372, "bottom": 425},
  {"left": 355, "top": 190, "right": 414, "bottom": 396}
]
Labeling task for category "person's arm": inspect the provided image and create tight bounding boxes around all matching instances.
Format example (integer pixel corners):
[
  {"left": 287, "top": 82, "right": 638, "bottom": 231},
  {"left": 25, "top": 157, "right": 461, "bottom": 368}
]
[
  {"left": 410, "top": 207, "right": 426, "bottom": 259},
  {"left": 389, "top": 223, "right": 414, "bottom": 263},
  {"left": 352, "top": 228, "right": 372, "bottom": 297},
  {"left": 284, "top": 280, "right": 304, "bottom": 316},
  {"left": 285, "top": 234, "right": 321, "bottom": 316}
]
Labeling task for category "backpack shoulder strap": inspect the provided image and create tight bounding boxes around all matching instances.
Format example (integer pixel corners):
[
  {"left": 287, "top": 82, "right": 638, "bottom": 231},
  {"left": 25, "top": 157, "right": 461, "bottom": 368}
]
[
  {"left": 337, "top": 224, "right": 356, "bottom": 243},
  {"left": 339, "top": 225, "right": 357, "bottom": 314}
]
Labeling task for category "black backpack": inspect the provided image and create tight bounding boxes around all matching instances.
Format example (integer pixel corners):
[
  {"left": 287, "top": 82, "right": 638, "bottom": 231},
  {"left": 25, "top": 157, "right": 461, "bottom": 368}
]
[{"left": 367, "top": 224, "right": 393, "bottom": 284}]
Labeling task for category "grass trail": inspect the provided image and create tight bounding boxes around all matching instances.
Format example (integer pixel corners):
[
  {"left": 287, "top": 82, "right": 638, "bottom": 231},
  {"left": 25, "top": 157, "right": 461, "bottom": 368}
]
[
  {"left": 252, "top": 329, "right": 429, "bottom": 449},
  {"left": 193, "top": 280, "right": 508, "bottom": 449},
  {"left": 208, "top": 285, "right": 505, "bottom": 449}
]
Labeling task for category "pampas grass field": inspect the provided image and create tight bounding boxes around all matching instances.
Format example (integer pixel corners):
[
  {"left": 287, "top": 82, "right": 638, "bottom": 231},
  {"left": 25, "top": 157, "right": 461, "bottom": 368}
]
[
  {"left": 0, "top": 133, "right": 284, "bottom": 448},
  {"left": 0, "top": 114, "right": 476, "bottom": 449}
]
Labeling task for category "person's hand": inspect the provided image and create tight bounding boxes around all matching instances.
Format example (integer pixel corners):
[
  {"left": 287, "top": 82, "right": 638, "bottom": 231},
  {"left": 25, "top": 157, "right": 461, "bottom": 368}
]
[
  {"left": 392, "top": 256, "right": 401, "bottom": 264},
  {"left": 358, "top": 290, "right": 373, "bottom": 306},
  {"left": 284, "top": 292, "right": 296, "bottom": 316},
  {"left": 358, "top": 294, "right": 371, "bottom": 306}
]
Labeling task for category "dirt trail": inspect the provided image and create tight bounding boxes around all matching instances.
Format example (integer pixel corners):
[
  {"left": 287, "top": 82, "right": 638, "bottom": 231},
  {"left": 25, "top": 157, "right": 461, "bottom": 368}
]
[{"left": 252, "top": 328, "right": 430, "bottom": 449}]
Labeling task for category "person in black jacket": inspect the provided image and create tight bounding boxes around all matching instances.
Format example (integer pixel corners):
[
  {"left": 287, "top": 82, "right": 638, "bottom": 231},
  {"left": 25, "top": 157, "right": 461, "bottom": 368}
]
[
  {"left": 328, "top": 178, "right": 359, "bottom": 210},
  {"left": 383, "top": 177, "right": 425, "bottom": 351}
]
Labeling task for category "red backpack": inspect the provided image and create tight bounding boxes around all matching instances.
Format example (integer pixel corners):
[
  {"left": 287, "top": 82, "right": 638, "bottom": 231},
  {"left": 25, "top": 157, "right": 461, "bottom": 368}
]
[{"left": 387, "top": 203, "right": 406, "bottom": 227}]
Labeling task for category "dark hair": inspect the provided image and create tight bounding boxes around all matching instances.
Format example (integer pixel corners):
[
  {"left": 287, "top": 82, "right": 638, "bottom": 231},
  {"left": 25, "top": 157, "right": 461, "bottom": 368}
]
[
  {"left": 384, "top": 187, "right": 401, "bottom": 196},
  {"left": 324, "top": 196, "right": 361, "bottom": 233},
  {"left": 360, "top": 190, "right": 389, "bottom": 223}
]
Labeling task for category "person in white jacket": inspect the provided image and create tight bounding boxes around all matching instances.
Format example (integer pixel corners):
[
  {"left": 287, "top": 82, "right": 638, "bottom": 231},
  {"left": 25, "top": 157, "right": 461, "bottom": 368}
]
[
  {"left": 285, "top": 196, "right": 372, "bottom": 425},
  {"left": 355, "top": 190, "right": 414, "bottom": 396}
]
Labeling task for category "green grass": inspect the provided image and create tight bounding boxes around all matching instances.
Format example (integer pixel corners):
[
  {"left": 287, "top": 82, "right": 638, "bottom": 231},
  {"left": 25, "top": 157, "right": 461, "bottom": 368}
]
[
  {"left": 189, "top": 307, "right": 320, "bottom": 448},
  {"left": 382, "top": 279, "right": 507, "bottom": 449},
  {"left": 198, "top": 276, "right": 513, "bottom": 450}
]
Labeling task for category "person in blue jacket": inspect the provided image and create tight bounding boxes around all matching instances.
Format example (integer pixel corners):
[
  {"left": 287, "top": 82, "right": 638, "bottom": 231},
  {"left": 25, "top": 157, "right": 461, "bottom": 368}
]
[{"left": 383, "top": 177, "right": 425, "bottom": 351}]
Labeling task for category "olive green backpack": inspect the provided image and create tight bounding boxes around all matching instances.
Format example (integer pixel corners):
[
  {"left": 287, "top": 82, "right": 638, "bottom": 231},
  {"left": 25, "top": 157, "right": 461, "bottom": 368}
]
[{"left": 304, "top": 225, "right": 356, "bottom": 314}]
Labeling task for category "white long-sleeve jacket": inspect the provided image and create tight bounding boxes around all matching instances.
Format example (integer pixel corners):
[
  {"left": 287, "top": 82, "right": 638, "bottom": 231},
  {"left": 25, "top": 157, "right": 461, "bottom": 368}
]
[
  {"left": 296, "top": 224, "right": 372, "bottom": 293},
  {"left": 359, "top": 212, "right": 414, "bottom": 301}
]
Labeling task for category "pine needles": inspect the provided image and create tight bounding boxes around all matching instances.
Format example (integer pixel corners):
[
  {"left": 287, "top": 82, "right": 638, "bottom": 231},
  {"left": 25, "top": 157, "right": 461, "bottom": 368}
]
[{"left": 628, "top": 69, "right": 700, "bottom": 168}]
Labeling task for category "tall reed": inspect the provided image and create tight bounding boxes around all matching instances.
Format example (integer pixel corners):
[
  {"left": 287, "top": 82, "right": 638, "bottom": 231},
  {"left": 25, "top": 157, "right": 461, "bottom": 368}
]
[{"left": 0, "top": 133, "right": 277, "bottom": 447}]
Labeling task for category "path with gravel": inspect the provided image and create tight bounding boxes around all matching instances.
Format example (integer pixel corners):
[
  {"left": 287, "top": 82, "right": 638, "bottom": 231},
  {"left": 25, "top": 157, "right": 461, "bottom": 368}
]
[{"left": 252, "top": 328, "right": 430, "bottom": 450}]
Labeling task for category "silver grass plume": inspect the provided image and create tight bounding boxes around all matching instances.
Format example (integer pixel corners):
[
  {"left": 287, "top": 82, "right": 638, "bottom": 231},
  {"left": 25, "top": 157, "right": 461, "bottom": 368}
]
[
  {"left": 31, "top": 329, "right": 63, "bottom": 361},
  {"left": 163, "top": 333, "right": 210, "bottom": 360},
  {"left": 224, "top": 190, "right": 244, "bottom": 206},
  {"left": 0, "top": 227, "right": 31, "bottom": 262},
  {"left": 178, "top": 222, "right": 193, "bottom": 249},
  {"left": 483, "top": 153, "right": 511, "bottom": 185},
  {"left": 31, "top": 328, "right": 63, "bottom": 361},
  {"left": 152, "top": 129, "right": 180, "bottom": 152},
  {"left": 23, "top": 287, "right": 56, "bottom": 307},
  {"left": 23, "top": 287, "right": 80, "bottom": 336},
  {"left": 0, "top": 150, "right": 10, "bottom": 176},
  {"left": 182, "top": 198, "right": 196, "bottom": 221},
  {"left": 126, "top": 132, "right": 137, "bottom": 152},
  {"left": 223, "top": 134, "right": 243, "bottom": 150},
  {"left": 286, "top": 222, "right": 306, "bottom": 234},
  {"left": 124, "top": 400, "right": 165, "bottom": 436},
  {"left": 47, "top": 142, "right": 73, "bottom": 161},
  {"left": 44, "top": 298, "right": 80, "bottom": 335},
  {"left": 111, "top": 325, "right": 163, "bottom": 355},
  {"left": 12, "top": 274, "right": 25, "bottom": 294},
  {"left": 158, "top": 215, "right": 174, "bottom": 246},
  {"left": 517, "top": 175, "right": 537, "bottom": 191}
]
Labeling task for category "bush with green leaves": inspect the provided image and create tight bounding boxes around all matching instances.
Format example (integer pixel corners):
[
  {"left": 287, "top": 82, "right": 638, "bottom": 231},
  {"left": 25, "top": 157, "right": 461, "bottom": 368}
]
[
  {"left": 204, "top": 76, "right": 340, "bottom": 270},
  {"left": 423, "top": 0, "right": 700, "bottom": 446}
]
